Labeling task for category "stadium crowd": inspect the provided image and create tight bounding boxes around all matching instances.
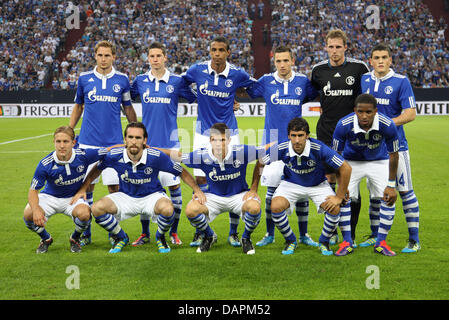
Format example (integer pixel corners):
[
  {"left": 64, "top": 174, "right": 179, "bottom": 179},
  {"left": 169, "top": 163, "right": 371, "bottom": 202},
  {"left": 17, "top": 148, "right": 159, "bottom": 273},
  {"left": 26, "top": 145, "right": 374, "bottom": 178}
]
[
  {"left": 0, "top": 0, "right": 448, "bottom": 90},
  {"left": 270, "top": 0, "right": 449, "bottom": 87}
]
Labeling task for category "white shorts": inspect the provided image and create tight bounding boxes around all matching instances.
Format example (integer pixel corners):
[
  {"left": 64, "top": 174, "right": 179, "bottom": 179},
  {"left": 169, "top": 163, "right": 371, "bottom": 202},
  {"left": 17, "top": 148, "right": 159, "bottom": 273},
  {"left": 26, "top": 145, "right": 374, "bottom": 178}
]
[
  {"left": 348, "top": 160, "right": 389, "bottom": 200},
  {"left": 192, "top": 132, "right": 240, "bottom": 177},
  {"left": 204, "top": 191, "right": 260, "bottom": 223},
  {"left": 261, "top": 160, "right": 285, "bottom": 187},
  {"left": 36, "top": 193, "right": 89, "bottom": 219},
  {"left": 158, "top": 148, "right": 181, "bottom": 187},
  {"left": 80, "top": 144, "right": 119, "bottom": 186},
  {"left": 106, "top": 191, "right": 169, "bottom": 222},
  {"left": 273, "top": 180, "right": 334, "bottom": 214},
  {"left": 396, "top": 150, "right": 413, "bottom": 192}
]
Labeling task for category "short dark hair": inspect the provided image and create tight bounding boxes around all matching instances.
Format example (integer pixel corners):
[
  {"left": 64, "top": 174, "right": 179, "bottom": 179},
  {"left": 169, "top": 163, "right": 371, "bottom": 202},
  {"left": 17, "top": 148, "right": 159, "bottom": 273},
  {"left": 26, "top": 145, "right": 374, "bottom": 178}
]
[
  {"left": 370, "top": 43, "right": 392, "bottom": 57},
  {"left": 274, "top": 45, "right": 293, "bottom": 59},
  {"left": 124, "top": 122, "right": 148, "bottom": 139},
  {"left": 210, "top": 122, "right": 231, "bottom": 139},
  {"left": 287, "top": 117, "right": 310, "bottom": 135},
  {"left": 149, "top": 41, "right": 167, "bottom": 56},
  {"left": 355, "top": 93, "right": 377, "bottom": 109},
  {"left": 210, "top": 36, "right": 230, "bottom": 51}
]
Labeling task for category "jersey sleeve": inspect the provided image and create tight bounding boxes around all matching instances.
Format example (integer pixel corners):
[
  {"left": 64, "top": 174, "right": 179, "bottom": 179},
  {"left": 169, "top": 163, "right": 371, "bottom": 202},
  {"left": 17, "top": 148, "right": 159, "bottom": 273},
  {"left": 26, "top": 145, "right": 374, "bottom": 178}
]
[
  {"left": 151, "top": 149, "right": 183, "bottom": 176},
  {"left": 84, "top": 148, "right": 109, "bottom": 165},
  {"left": 130, "top": 77, "right": 139, "bottom": 101},
  {"left": 384, "top": 123, "right": 400, "bottom": 154},
  {"left": 181, "top": 65, "right": 196, "bottom": 85},
  {"left": 237, "top": 68, "right": 256, "bottom": 88},
  {"left": 74, "top": 77, "right": 84, "bottom": 104},
  {"left": 181, "top": 150, "right": 201, "bottom": 169},
  {"left": 320, "top": 144, "right": 345, "bottom": 169},
  {"left": 398, "top": 77, "right": 416, "bottom": 110},
  {"left": 261, "top": 143, "right": 284, "bottom": 165},
  {"left": 245, "top": 76, "right": 265, "bottom": 99},
  {"left": 30, "top": 162, "right": 47, "bottom": 191},
  {"left": 304, "top": 77, "right": 319, "bottom": 102},
  {"left": 97, "top": 153, "right": 113, "bottom": 171},
  {"left": 178, "top": 77, "right": 197, "bottom": 103},
  {"left": 121, "top": 78, "right": 132, "bottom": 107},
  {"left": 331, "top": 121, "right": 346, "bottom": 153}
]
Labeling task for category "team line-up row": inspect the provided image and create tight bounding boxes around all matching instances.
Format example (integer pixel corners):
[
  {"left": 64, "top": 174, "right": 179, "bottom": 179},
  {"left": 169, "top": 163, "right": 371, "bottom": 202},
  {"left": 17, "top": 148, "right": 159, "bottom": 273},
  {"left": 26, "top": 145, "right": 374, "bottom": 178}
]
[{"left": 24, "top": 29, "right": 420, "bottom": 256}]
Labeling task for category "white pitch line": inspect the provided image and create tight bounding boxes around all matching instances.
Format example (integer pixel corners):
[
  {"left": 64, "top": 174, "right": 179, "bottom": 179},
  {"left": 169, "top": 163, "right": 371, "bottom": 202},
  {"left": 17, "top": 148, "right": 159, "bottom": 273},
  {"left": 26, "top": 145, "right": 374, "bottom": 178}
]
[{"left": 0, "top": 133, "right": 54, "bottom": 145}]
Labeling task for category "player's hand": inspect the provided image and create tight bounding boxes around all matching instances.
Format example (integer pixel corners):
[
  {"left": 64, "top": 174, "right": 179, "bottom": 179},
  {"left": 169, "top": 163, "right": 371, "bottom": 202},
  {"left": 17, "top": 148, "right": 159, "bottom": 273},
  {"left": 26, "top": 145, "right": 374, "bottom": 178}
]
[
  {"left": 383, "top": 187, "right": 397, "bottom": 207},
  {"left": 233, "top": 100, "right": 240, "bottom": 112},
  {"left": 33, "top": 208, "right": 47, "bottom": 227},
  {"left": 243, "top": 189, "right": 260, "bottom": 202},
  {"left": 192, "top": 190, "right": 206, "bottom": 205},
  {"left": 70, "top": 190, "right": 87, "bottom": 205},
  {"left": 322, "top": 195, "right": 343, "bottom": 215}
]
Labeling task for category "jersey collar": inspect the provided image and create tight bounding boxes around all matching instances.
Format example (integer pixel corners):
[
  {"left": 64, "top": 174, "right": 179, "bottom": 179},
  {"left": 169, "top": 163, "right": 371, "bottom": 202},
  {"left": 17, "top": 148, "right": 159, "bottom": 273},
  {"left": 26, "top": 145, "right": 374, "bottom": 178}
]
[
  {"left": 207, "top": 145, "right": 233, "bottom": 169},
  {"left": 148, "top": 69, "right": 170, "bottom": 83},
  {"left": 273, "top": 71, "right": 295, "bottom": 83},
  {"left": 288, "top": 139, "right": 311, "bottom": 158},
  {"left": 370, "top": 68, "right": 395, "bottom": 81},
  {"left": 207, "top": 60, "right": 230, "bottom": 78},
  {"left": 353, "top": 112, "right": 380, "bottom": 134},
  {"left": 327, "top": 58, "right": 347, "bottom": 68},
  {"left": 52, "top": 148, "right": 76, "bottom": 164},
  {"left": 123, "top": 148, "right": 148, "bottom": 166},
  {"left": 93, "top": 66, "right": 116, "bottom": 80}
]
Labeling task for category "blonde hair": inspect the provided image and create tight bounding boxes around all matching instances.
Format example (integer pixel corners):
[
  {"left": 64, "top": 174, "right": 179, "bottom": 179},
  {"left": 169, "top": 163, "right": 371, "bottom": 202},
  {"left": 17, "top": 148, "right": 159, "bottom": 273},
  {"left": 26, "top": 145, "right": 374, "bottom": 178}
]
[
  {"left": 325, "top": 29, "right": 348, "bottom": 46},
  {"left": 94, "top": 40, "right": 116, "bottom": 55},
  {"left": 54, "top": 126, "right": 75, "bottom": 140}
]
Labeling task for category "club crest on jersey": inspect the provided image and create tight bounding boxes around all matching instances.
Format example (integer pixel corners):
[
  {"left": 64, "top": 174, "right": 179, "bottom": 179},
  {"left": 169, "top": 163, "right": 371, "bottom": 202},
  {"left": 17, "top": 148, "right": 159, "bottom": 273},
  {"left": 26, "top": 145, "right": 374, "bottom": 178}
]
[
  {"left": 384, "top": 86, "right": 393, "bottom": 94},
  {"left": 113, "top": 84, "right": 121, "bottom": 93},
  {"left": 144, "top": 167, "right": 153, "bottom": 175},
  {"left": 373, "top": 134, "right": 382, "bottom": 141},
  {"left": 166, "top": 85, "right": 174, "bottom": 93},
  {"left": 76, "top": 165, "right": 85, "bottom": 173},
  {"left": 295, "top": 87, "right": 302, "bottom": 96},
  {"left": 232, "top": 159, "right": 242, "bottom": 168},
  {"left": 225, "top": 79, "right": 233, "bottom": 88},
  {"left": 346, "top": 76, "right": 355, "bottom": 85}
]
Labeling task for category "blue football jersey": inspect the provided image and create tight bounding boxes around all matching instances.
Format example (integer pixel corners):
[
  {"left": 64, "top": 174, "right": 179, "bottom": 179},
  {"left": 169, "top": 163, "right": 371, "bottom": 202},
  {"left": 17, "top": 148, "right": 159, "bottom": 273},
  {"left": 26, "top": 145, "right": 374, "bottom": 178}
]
[
  {"left": 130, "top": 69, "right": 196, "bottom": 149},
  {"left": 182, "top": 61, "right": 256, "bottom": 135},
  {"left": 30, "top": 148, "right": 109, "bottom": 198},
  {"left": 361, "top": 69, "right": 416, "bottom": 151},
  {"left": 262, "top": 138, "right": 345, "bottom": 187},
  {"left": 182, "top": 144, "right": 265, "bottom": 197},
  {"left": 97, "top": 147, "right": 183, "bottom": 198},
  {"left": 332, "top": 112, "right": 400, "bottom": 161},
  {"left": 74, "top": 67, "right": 132, "bottom": 147},
  {"left": 247, "top": 71, "right": 318, "bottom": 144}
]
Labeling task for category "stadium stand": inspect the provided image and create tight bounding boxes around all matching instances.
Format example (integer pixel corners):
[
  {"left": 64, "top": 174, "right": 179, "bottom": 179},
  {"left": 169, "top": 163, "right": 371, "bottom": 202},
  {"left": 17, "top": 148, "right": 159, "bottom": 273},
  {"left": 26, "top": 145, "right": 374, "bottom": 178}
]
[{"left": 0, "top": 0, "right": 447, "bottom": 90}]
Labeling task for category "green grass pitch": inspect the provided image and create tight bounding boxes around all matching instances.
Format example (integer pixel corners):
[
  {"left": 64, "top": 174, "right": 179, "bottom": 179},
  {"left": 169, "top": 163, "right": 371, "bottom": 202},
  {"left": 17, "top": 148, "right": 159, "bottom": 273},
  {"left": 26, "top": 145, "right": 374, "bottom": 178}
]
[{"left": 0, "top": 116, "right": 448, "bottom": 300}]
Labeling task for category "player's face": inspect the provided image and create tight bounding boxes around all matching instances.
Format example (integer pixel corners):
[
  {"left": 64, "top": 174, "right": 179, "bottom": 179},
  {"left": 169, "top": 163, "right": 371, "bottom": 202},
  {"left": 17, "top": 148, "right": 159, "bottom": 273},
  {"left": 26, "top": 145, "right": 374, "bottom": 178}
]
[
  {"left": 370, "top": 50, "right": 392, "bottom": 77},
  {"left": 148, "top": 48, "right": 167, "bottom": 71},
  {"left": 209, "top": 41, "right": 230, "bottom": 68},
  {"left": 54, "top": 132, "right": 75, "bottom": 161},
  {"left": 125, "top": 127, "right": 147, "bottom": 156},
  {"left": 325, "top": 38, "right": 347, "bottom": 66},
  {"left": 210, "top": 133, "right": 230, "bottom": 160},
  {"left": 95, "top": 46, "right": 115, "bottom": 73},
  {"left": 354, "top": 103, "right": 377, "bottom": 130},
  {"left": 274, "top": 51, "right": 294, "bottom": 79},
  {"left": 288, "top": 130, "right": 309, "bottom": 155}
]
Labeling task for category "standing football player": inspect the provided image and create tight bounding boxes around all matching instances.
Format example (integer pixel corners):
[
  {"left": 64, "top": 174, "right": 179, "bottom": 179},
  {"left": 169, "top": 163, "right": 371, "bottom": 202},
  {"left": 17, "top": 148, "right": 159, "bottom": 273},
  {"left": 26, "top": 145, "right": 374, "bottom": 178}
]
[
  {"left": 311, "top": 29, "right": 369, "bottom": 245},
  {"left": 361, "top": 43, "right": 420, "bottom": 253},
  {"left": 69, "top": 40, "right": 137, "bottom": 245}
]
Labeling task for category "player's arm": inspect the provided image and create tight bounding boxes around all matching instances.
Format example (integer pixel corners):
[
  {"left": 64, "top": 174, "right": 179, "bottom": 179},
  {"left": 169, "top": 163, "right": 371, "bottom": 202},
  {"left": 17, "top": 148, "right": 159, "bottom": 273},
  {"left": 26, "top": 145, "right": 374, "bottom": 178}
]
[
  {"left": 152, "top": 147, "right": 183, "bottom": 162},
  {"left": 69, "top": 103, "right": 84, "bottom": 129},
  {"left": 28, "top": 188, "right": 46, "bottom": 227},
  {"left": 179, "top": 168, "right": 206, "bottom": 205},
  {"left": 323, "top": 160, "right": 352, "bottom": 215},
  {"left": 70, "top": 164, "right": 102, "bottom": 204},
  {"left": 392, "top": 107, "right": 416, "bottom": 126},
  {"left": 383, "top": 151, "right": 399, "bottom": 206},
  {"left": 244, "top": 161, "right": 264, "bottom": 201},
  {"left": 122, "top": 104, "right": 137, "bottom": 123}
]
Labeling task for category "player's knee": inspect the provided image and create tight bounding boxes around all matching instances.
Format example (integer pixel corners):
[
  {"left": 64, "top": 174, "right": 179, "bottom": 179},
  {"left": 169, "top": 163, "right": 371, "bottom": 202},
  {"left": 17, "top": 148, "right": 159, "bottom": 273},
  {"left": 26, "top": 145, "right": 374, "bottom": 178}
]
[
  {"left": 72, "top": 204, "right": 91, "bottom": 221},
  {"left": 91, "top": 199, "right": 109, "bottom": 217},
  {"left": 242, "top": 199, "right": 261, "bottom": 214},
  {"left": 23, "top": 204, "right": 33, "bottom": 221},
  {"left": 271, "top": 196, "right": 289, "bottom": 213},
  {"left": 155, "top": 198, "right": 174, "bottom": 216},
  {"left": 185, "top": 200, "right": 203, "bottom": 218}
]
